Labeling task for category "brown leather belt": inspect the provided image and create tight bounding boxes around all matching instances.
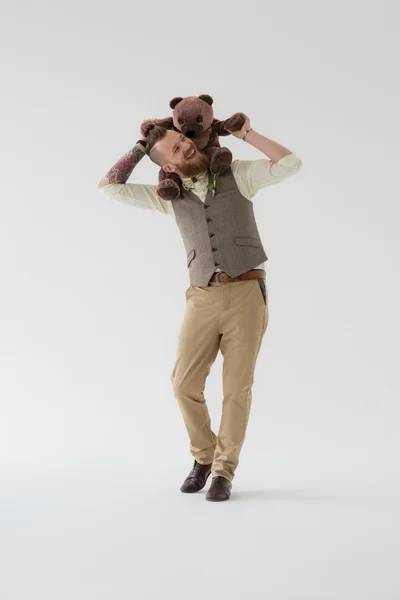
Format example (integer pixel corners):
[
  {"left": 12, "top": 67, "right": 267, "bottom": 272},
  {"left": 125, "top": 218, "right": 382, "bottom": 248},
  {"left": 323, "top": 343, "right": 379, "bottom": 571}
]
[{"left": 208, "top": 269, "right": 266, "bottom": 284}]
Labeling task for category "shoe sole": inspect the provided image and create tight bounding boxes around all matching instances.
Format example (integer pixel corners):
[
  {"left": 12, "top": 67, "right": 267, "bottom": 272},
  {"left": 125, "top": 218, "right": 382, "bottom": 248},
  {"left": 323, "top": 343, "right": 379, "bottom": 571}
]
[{"left": 206, "top": 495, "right": 231, "bottom": 502}]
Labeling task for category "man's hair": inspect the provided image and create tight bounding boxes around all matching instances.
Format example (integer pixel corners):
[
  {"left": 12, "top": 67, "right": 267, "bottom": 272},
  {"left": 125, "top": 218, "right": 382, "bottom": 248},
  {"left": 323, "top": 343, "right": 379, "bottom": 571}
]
[{"left": 145, "top": 125, "right": 169, "bottom": 166}]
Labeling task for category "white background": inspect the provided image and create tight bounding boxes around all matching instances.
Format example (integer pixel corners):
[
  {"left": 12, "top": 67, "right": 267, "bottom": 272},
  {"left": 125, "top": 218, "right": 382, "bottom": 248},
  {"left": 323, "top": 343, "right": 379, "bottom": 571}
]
[{"left": 1, "top": 0, "right": 399, "bottom": 598}]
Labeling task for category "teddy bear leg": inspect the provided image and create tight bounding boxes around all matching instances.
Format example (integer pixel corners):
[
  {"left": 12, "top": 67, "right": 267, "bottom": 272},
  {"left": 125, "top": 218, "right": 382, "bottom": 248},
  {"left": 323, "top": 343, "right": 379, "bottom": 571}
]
[
  {"left": 207, "top": 146, "right": 233, "bottom": 175},
  {"left": 157, "top": 169, "right": 182, "bottom": 201}
]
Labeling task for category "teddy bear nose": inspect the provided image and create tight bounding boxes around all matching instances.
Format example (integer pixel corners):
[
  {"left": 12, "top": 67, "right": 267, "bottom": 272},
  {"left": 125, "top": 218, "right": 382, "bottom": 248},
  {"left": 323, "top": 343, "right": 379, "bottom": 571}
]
[{"left": 186, "top": 130, "right": 196, "bottom": 138}]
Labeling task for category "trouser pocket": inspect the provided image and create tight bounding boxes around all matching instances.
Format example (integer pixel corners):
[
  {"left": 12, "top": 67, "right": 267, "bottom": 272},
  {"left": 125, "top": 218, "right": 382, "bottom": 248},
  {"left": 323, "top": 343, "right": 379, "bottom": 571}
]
[{"left": 257, "top": 278, "right": 267, "bottom": 305}]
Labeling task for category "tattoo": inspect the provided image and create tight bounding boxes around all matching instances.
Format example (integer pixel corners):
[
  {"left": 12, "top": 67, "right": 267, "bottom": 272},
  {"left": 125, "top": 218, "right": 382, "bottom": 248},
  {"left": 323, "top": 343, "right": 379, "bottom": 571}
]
[{"left": 105, "top": 145, "right": 145, "bottom": 184}]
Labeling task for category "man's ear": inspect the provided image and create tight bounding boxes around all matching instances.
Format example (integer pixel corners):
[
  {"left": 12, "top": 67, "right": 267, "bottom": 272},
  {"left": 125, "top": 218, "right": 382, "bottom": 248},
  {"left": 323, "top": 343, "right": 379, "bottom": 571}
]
[{"left": 163, "top": 164, "right": 175, "bottom": 173}]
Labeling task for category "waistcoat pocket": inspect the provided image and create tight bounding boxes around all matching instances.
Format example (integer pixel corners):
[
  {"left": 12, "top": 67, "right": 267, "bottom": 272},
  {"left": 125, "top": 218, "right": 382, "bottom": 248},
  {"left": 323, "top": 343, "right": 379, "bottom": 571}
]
[{"left": 234, "top": 236, "right": 261, "bottom": 247}]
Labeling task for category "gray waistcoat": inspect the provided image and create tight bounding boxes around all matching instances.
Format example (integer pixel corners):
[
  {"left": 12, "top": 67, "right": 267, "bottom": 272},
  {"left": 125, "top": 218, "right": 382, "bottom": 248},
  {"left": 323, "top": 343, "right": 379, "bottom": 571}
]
[{"left": 171, "top": 167, "right": 268, "bottom": 287}]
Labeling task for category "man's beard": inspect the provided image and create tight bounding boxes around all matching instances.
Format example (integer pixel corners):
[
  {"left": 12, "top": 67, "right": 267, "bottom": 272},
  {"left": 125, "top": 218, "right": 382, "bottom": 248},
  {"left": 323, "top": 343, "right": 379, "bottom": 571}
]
[{"left": 178, "top": 148, "right": 210, "bottom": 178}]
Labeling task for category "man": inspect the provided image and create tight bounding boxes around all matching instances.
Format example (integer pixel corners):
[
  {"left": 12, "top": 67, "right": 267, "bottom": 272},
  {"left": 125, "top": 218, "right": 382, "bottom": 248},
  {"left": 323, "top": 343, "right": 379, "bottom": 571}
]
[{"left": 98, "top": 114, "right": 302, "bottom": 501}]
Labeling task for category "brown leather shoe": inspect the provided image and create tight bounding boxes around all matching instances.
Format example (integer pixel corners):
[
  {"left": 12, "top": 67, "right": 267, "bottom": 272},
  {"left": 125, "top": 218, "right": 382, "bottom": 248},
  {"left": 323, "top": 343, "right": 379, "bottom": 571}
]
[
  {"left": 206, "top": 476, "right": 232, "bottom": 501},
  {"left": 180, "top": 459, "right": 212, "bottom": 493}
]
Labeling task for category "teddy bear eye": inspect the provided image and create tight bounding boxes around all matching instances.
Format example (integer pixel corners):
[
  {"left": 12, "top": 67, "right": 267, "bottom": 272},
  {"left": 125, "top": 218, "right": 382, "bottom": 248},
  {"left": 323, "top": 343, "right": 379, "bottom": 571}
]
[
  {"left": 178, "top": 118, "right": 184, "bottom": 124},
  {"left": 196, "top": 116, "right": 203, "bottom": 123}
]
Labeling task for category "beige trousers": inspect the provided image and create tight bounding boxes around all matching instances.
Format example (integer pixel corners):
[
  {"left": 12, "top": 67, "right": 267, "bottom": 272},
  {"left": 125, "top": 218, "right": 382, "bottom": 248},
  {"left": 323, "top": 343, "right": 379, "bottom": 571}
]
[{"left": 170, "top": 276, "right": 269, "bottom": 482}]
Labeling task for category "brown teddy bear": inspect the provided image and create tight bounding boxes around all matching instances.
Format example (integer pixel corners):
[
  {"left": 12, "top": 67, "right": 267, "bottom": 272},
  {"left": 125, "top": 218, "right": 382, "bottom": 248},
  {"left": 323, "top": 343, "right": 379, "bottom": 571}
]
[{"left": 140, "top": 94, "right": 246, "bottom": 200}]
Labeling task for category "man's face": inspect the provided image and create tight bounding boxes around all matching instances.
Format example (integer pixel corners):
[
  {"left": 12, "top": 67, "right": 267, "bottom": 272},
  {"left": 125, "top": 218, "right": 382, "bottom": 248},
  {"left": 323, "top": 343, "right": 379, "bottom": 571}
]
[{"left": 154, "top": 130, "right": 210, "bottom": 178}]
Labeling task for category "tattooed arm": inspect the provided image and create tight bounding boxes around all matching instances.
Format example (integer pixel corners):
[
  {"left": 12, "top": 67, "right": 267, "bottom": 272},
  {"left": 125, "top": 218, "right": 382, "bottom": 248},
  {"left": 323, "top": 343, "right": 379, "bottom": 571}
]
[
  {"left": 98, "top": 140, "right": 147, "bottom": 188},
  {"left": 97, "top": 139, "right": 174, "bottom": 217}
]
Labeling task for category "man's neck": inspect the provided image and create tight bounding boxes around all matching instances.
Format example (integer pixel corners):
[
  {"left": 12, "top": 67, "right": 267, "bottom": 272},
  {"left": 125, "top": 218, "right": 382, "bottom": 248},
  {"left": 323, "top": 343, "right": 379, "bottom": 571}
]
[{"left": 181, "top": 169, "right": 209, "bottom": 183}]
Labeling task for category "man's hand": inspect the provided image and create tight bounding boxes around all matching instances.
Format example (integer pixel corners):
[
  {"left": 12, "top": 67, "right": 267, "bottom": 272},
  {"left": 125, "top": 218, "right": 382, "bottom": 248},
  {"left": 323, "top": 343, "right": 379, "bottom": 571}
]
[{"left": 226, "top": 114, "right": 251, "bottom": 139}]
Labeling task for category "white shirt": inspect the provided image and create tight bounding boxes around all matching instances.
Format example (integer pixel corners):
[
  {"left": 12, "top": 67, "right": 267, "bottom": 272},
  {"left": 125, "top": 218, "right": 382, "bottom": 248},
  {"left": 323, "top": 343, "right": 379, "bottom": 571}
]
[{"left": 99, "top": 153, "right": 303, "bottom": 273}]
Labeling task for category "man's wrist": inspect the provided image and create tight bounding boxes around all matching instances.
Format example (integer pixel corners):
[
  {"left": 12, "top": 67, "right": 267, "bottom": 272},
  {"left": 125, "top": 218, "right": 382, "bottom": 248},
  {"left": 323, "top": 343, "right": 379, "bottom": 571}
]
[
  {"left": 135, "top": 140, "right": 147, "bottom": 153},
  {"left": 242, "top": 128, "right": 254, "bottom": 142}
]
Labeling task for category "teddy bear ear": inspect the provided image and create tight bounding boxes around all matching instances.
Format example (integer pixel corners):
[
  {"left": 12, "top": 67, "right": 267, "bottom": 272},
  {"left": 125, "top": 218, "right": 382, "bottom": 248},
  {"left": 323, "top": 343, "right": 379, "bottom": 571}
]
[
  {"left": 170, "top": 97, "right": 183, "bottom": 109},
  {"left": 199, "top": 94, "right": 214, "bottom": 106}
]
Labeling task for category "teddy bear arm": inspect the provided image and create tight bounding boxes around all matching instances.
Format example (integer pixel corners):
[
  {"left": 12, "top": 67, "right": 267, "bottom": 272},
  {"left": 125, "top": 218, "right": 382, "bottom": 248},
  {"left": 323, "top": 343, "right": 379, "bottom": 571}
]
[
  {"left": 155, "top": 117, "right": 174, "bottom": 129},
  {"left": 214, "top": 113, "right": 247, "bottom": 136},
  {"left": 212, "top": 119, "right": 231, "bottom": 137},
  {"left": 140, "top": 117, "right": 174, "bottom": 137}
]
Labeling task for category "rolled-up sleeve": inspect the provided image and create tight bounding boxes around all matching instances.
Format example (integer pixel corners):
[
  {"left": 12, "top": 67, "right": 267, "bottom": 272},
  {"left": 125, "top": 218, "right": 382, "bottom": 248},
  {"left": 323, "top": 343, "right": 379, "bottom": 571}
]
[
  {"left": 99, "top": 183, "right": 175, "bottom": 217},
  {"left": 233, "top": 153, "right": 303, "bottom": 199}
]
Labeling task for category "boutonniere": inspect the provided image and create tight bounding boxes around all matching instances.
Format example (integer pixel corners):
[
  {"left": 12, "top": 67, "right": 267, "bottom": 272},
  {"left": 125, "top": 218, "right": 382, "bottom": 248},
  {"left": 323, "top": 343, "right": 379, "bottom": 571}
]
[{"left": 206, "top": 172, "right": 219, "bottom": 196}]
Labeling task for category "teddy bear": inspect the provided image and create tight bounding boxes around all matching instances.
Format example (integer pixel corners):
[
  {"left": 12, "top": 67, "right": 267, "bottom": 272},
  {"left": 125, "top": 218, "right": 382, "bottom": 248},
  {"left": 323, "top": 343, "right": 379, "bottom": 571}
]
[{"left": 140, "top": 94, "right": 246, "bottom": 200}]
